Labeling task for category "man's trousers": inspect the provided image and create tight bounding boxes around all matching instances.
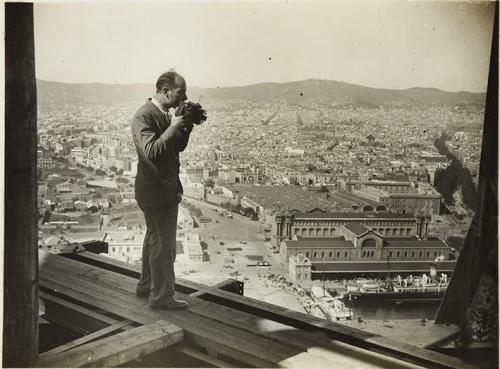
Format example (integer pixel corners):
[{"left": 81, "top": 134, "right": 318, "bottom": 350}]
[{"left": 136, "top": 204, "right": 179, "bottom": 306}]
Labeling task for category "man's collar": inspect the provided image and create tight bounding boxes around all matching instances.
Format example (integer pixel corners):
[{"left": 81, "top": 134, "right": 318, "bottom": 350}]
[{"left": 150, "top": 97, "right": 170, "bottom": 117}]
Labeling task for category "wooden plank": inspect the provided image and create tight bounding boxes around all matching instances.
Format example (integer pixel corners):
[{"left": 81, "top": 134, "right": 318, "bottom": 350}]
[
  {"left": 190, "top": 278, "right": 243, "bottom": 297},
  {"left": 202, "top": 289, "right": 474, "bottom": 369},
  {"left": 39, "top": 273, "right": 289, "bottom": 368},
  {"left": 50, "top": 255, "right": 400, "bottom": 369},
  {"left": 43, "top": 259, "right": 420, "bottom": 369},
  {"left": 40, "top": 256, "right": 307, "bottom": 368},
  {"left": 43, "top": 260, "right": 460, "bottom": 369},
  {"left": 40, "top": 291, "right": 119, "bottom": 334},
  {"left": 176, "top": 295, "right": 425, "bottom": 369},
  {"left": 39, "top": 320, "right": 134, "bottom": 358},
  {"left": 41, "top": 291, "right": 236, "bottom": 368},
  {"left": 4, "top": 3, "right": 38, "bottom": 367},
  {"left": 66, "top": 252, "right": 231, "bottom": 294},
  {"left": 175, "top": 345, "right": 241, "bottom": 368},
  {"left": 42, "top": 281, "right": 344, "bottom": 367},
  {"left": 61, "top": 252, "right": 475, "bottom": 369},
  {"left": 38, "top": 320, "right": 183, "bottom": 368}
]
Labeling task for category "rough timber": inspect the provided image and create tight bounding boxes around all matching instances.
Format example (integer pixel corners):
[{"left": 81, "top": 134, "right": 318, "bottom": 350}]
[{"left": 39, "top": 251, "right": 474, "bottom": 368}]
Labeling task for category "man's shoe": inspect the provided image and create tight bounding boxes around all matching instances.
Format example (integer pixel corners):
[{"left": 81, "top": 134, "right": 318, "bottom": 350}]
[
  {"left": 136, "top": 289, "right": 150, "bottom": 298},
  {"left": 149, "top": 298, "right": 189, "bottom": 310}
]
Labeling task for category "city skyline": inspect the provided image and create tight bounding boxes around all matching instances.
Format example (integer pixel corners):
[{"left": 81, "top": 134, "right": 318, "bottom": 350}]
[{"left": 34, "top": 1, "right": 494, "bottom": 92}]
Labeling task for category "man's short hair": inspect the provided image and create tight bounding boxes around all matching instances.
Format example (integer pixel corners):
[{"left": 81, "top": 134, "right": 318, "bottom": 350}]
[{"left": 156, "top": 70, "right": 184, "bottom": 93}]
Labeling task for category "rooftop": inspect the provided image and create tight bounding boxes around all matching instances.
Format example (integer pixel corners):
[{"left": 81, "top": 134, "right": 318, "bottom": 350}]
[
  {"left": 286, "top": 237, "right": 355, "bottom": 248},
  {"left": 343, "top": 222, "right": 370, "bottom": 236},
  {"left": 285, "top": 236, "right": 449, "bottom": 250},
  {"left": 86, "top": 180, "right": 118, "bottom": 189},
  {"left": 312, "top": 260, "right": 457, "bottom": 273},
  {"left": 229, "top": 184, "right": 338, "bottom": 212},
  {"left": 385, "top": 237, "right": 449, "bottom": 249},
  {"left": 288, "top": 212, "right": 416, "bottom": 219}
]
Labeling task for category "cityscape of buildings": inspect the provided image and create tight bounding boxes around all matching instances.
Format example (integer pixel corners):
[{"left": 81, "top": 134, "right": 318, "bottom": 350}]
[{"left": 36, "top": 81, "right": 484, "bottom": 320}]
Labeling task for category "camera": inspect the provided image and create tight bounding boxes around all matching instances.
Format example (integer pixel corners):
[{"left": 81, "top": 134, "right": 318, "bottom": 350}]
[{"left": 175, "top": 101, "right": 207, "bottom": 125}]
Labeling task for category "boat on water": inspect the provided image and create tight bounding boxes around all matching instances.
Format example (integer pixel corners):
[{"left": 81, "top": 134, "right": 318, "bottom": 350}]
[
  {"left": 310, "top": 286, "right": 353, "bottom": 320},
  {"left": 346, "top": 274, "right": 449, "bottom": 301}
]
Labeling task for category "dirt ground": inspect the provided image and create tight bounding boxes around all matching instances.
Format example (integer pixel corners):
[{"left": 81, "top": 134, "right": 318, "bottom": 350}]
[{"left": 175, "top": 198, "right": 306, "bottom": 313}]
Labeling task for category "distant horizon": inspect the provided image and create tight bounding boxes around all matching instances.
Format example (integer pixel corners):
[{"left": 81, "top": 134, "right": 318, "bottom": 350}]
[
  {"left": 36, "top": 77, "right": 487, "bottom": 95},
  {"left": 34, "top": 2, "right": 494, "bottom": 94}
]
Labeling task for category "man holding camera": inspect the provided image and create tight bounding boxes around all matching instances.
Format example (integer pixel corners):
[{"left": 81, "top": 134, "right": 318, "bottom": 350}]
[{"left": 131, "top": 70, "right": 204, "bottom": 309}]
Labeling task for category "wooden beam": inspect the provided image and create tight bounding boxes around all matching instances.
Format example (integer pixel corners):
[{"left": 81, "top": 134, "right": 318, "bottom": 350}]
[
  {"left": 190, "top": 278, "right": 243, "bottom": 297},
  {"left": 41, "top": 293, "right": 233, "bottom": 367},
  {"left": 40, "top": 271, "right": 296, "bottom": 368},
  {"left": 40, "top": 254, "right": 321, "bottom": 368},
  {"left": 212, "top": 278, "right": 244, "bottom": 294},
  {"left": 40, "top": 291, "right": 119, "bottom": 334},
  {"left": 4, "top": 3, "right": 38, "bottom": 367},
  {"left": 38, "top": 320, "right": 183, "bottom": 368},
  {"left": 39, "top": 319, "right": 134, "bottom": 359},
  {"left": 201, "top": 287, "right": 476, "bottom": 369},
  {"left": 65, "top": 252, "right": 233, "bottom": 295},
  {"left": 42, "top": 253, "right": 475, "bottom": 369},
  {"left": 65, "top": 252, "right": 475, "bottom": 369},
  {"left": 175, "top": 345, "right": 238, "bottom": 368}
]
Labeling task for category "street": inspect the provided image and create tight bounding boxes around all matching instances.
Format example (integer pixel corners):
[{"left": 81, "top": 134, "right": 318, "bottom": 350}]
[{"left": 176, "top": 198, "right": 295, "bottom": 307}]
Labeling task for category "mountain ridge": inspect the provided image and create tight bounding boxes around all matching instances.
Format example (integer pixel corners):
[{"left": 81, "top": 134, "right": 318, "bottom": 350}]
[{"left": 36, "top": 78, "right": 486, "bottom": 107}]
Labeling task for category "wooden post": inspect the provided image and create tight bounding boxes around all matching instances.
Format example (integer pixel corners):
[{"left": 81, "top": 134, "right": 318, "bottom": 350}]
[{"left": 4, "top": 3, "right": 39, "bottom": 367}]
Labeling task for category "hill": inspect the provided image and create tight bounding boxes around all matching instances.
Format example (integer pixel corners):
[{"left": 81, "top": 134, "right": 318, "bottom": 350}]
[{"left": 36, "top": 78, "right": 485, "bottom": 107}]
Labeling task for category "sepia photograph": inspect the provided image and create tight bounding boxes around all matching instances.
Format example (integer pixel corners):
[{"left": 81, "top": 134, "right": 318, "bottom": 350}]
[{"left": 3, "top": 1, "right": 498, "bottom": 368}]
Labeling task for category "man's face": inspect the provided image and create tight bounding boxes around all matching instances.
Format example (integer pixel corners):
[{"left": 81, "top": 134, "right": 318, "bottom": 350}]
[{"left": 164, "top": 78, "right": 187, "bottom": 108}]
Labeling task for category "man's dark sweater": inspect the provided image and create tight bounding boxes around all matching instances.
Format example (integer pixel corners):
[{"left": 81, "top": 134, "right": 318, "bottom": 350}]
[{"left": 131, "top": 99, "right": 191, "bottom": 208}]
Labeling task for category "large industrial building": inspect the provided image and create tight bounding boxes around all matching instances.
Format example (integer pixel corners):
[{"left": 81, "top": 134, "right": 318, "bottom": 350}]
[
  {"left": 274, "top": 208, "right": 455, "bottom": 280},
  {"left": 284, "top": 221, "right": 456, "bottom": 280},
  {"left": 272, "top": 208, "right": 425, "bottom": 247},
  {"left": 353, "top": 180, "right": 442, "bottom": 214}
]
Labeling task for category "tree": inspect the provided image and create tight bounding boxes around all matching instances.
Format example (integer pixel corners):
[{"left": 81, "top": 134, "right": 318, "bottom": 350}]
[
  {"left": 204, "top": 178, "right": 215, "bottom": 188},
  {"left": 306, "top": 163, "right": 316, "bottom": 171},
  {"left": 230, "top": 203, "right": 242, "bottom": 213},
  {"left": 109, "top": 165, "right": 117, "bottom": 172},
  {"left": 460, "top": 167, "right": 478, "bottom": 211},
  {"left": 116, "top": 168, "right": 124, "bottom": 175},
  {"left": 243, "top": 207, "right": 255, "bottom": 218},
  {"left": 434, "top": 163, "right": 460, "bottom": 204},
  {"left": 446, "top": 236, "right": 465, "bottom": 252}
]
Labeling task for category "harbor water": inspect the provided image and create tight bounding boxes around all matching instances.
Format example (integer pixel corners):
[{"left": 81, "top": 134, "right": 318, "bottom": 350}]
[{"left": 348, "top": 298, "right": 441, "bottom": 320}]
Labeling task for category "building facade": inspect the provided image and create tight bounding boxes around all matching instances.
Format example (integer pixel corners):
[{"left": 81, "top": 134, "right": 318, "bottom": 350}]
[
  {"left": 288, "top": 253, "right": 312, "bottom": 283},
  {"left": 352, "top": 181, "right": 442, "bottom": 215},
  {"left": 282, "top": 222, "right": 456, "bottom": 280},
  {"left": 272, "top": 208, "right": 422, "bottom": 247}
]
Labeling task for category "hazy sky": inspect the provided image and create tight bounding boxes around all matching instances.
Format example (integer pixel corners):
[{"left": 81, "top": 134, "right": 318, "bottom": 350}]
[{"left": 34, "top": 1, "right": 495, "bottom": 92}]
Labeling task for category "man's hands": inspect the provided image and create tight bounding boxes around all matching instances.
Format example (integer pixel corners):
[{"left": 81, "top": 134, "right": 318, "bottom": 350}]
[{"left": 170, "top": 115, "right": 194, "bottom": 132}]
